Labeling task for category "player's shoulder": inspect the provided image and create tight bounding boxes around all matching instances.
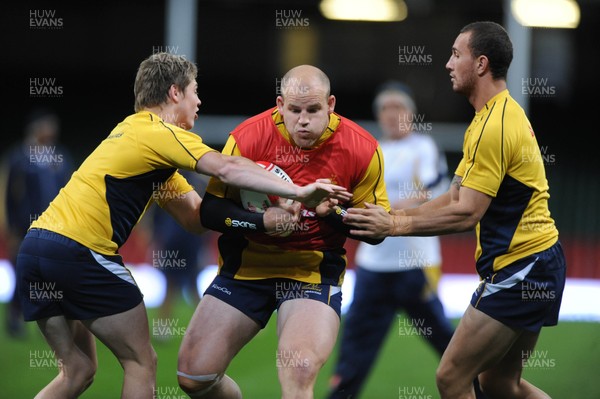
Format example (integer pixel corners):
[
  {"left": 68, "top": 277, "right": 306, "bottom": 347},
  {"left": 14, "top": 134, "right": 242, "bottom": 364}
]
[
  {"left": 114, "top": 111, "right": 169, "bottom": 137},
  {"left": 336, "top": 113, "right": 379, "bottom": 147},
  {"left": 491, "top": 91, "right": 526, "bottom": 120},
  {"left": 485, "top": 93, "right": 530, "bottom": 138},
  {"left": 121, "top": 111, "right": 157, "bottom": 128}
]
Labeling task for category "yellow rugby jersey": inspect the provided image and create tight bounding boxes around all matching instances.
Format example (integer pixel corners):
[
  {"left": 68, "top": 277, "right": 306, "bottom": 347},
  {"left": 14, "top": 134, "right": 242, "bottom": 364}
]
[
  {"left": 455, "top": 90, "right": 558, "bottom": 276},
  {"left": 206, "top": 108, "right": 390, "bottom": 286},
  {"left": 32, "top": 111, "right": 216, "bottom": 255}
]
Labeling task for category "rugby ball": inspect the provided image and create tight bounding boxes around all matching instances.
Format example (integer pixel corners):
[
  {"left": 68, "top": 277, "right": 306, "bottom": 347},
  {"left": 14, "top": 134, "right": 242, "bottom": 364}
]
[{"left": 240, "top": 161, "right": 294, "bottom": 213}]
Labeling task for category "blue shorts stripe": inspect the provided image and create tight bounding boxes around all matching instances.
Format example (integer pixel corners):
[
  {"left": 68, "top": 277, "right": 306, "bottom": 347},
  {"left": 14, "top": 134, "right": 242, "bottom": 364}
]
[
  {"left": 481, "top": 259, "right": 536, "bottom": 298},
  {"left": 470, "top": 241, "right": 566, "bottom": 332},
  {"left": 17, "top": 229, "right": 143, "bottom": 321}
]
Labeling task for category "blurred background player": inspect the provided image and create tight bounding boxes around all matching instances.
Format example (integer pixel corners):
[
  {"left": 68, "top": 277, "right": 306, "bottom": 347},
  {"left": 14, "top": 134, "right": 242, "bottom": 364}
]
[
  {"left": 2, "top": 107, "right": 73, "bottom": 338},
  {"left": 327, "top": 81, "right": 456, "bottom": 399}
]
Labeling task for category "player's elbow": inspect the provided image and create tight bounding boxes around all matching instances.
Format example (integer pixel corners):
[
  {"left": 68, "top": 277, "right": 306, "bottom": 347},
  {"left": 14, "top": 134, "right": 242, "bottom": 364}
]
[
  {"left": 459, "top": 212, "right": 481, "bottom": 231},
  {"left": 184, "top": 201, "right": 208, "bottom": 235}
]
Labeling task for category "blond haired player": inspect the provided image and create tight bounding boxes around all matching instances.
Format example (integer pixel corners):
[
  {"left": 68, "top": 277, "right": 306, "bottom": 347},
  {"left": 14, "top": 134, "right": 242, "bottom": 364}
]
[{"left": 16, "top": 53, "right": 350, "bottom": 398}]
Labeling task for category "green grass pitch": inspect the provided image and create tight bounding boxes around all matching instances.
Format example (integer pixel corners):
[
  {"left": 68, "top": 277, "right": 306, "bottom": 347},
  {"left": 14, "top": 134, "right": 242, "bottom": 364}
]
[{"left": 1, "top": 298, "right": 599, "bottom": 398}]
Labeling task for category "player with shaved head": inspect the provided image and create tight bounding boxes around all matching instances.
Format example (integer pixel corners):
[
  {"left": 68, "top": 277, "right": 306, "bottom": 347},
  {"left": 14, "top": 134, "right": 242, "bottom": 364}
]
[{"left": 177, "top": 65, "right": 390, "bottom": 398}]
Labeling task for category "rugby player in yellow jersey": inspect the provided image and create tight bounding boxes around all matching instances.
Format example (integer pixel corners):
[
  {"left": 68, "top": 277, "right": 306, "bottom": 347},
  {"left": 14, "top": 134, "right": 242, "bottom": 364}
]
[
  {"left": 344, "top": 21, "right": 566, "bottom": 399},
  {"left": 15, "top": 53, "right": 351, "bottom": 399},
  {"left": 176, "top": 65, "right": 390, "bottom": 399}
]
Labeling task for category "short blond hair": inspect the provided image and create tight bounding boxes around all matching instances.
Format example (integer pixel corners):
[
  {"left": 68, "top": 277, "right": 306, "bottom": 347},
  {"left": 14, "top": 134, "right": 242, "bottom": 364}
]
[{"left": 134, "top": 52, "right": 198, "bottom": 112}]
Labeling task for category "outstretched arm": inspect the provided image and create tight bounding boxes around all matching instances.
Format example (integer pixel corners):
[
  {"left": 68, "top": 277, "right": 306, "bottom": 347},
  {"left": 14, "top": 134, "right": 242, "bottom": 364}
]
[
  {"left": 195, "top": 152, "right": 352, "bottom": 207},
  {"left": 344, "top": 178, "right": 492, "bottom": 239},
  {"left": 399, "top": 175, "right": 458, "bottom": 216}
]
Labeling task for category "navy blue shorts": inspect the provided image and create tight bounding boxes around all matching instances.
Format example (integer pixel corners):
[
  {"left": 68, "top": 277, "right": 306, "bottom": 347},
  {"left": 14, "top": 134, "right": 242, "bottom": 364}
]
[
  {"left": 204, "top": 274, "right": 343, "bottom": 328},
  {"left": 16, "top": 229, "right": 144, "bottom": 321},
  {"left": 471, "top": 241, "right": 566, "bottom": 332}
]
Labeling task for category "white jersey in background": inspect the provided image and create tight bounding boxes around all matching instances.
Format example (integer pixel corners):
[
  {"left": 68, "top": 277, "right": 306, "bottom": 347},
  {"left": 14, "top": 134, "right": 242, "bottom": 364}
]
[{"left": 355, "top": 133, "right": 449, "bottom": 272}]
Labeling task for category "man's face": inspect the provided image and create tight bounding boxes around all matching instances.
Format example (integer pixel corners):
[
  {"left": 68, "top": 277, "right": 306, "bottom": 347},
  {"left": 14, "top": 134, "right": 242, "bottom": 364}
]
[
  {"left": 276, "top": 87, "right": 335, "bottom": 149},
  {"left": 446, "top": 31, "right": 477, "bottom": 96},
  {"left": 175, "top": 80, "right": 201, "bottom": 130}
]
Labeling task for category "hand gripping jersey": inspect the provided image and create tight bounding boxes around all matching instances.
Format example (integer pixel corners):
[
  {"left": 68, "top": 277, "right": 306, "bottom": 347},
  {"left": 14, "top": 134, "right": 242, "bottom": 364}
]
[
  {"left": 356, "top": 132, "right": 449, "bottom": 273},
  {"left": 207, "top": 107, "right": 390, "bottom": 286}
]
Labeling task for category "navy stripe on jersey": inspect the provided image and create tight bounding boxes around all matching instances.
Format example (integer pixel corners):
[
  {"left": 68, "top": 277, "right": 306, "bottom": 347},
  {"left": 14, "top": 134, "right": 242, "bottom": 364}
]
[
  {"left": 476, "top": 175, "right": 533, "bottom": 276},
  {"left": 464, "top": 101, "right": 497, "bottom": 181},
  {"left": 161, "top": 122, "right": 199, "bottom": 162},
  {"left": 499, "top": 98, "right": 507, "bottom": 178},
  {"left": 105, "top": 168, "right": 176, "bottom": 248}
]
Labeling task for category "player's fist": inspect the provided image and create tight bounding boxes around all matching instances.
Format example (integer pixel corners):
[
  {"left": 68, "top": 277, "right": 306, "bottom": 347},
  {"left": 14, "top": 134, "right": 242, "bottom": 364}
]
[{"left": 263, "top": 200, "right": 300, "bottom": 237}]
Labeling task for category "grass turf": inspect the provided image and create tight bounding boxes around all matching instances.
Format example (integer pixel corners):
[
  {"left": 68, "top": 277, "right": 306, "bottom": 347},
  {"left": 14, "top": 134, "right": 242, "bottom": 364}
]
[{"left": 1, "top": 298, "right": 599, "bottom": 398}]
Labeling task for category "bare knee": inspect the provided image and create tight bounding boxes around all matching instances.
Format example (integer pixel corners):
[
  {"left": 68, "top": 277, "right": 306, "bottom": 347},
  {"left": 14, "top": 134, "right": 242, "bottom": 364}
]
[
  {"left": 277, "top": 349, "right": 321, "bottom": 391},
  {"left": 141, "top": 345, "right": 158, "bottom": 371},
  {"left": 79, "top": 359, "right": 97, "bottom": 391},
  {"left": 279, "top": 365, "right": 319, "bottom": 391},
  {"left": 436, "top": 360, "right": 475, "bottom": 397},
  {"left": 435, "top": 362, "right": 454, "bottom": 395},
  {"left": 61, "top": 354, "right": 97, "bottom": 393},
  {"left": 120, "top": 345, "right": 157, "bottom": 380}
]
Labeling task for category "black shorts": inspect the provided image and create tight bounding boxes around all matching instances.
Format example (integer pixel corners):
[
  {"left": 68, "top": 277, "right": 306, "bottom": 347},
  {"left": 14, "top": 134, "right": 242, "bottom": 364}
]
[
  {"left": 17, "top": 229, "right": 143, "bottom": 321},
  {"left": 471, "top": 241, "right": 566, "bottom": 332},
  {"left": 204, "top": 274, "right": 343, "bottom": 328}
]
